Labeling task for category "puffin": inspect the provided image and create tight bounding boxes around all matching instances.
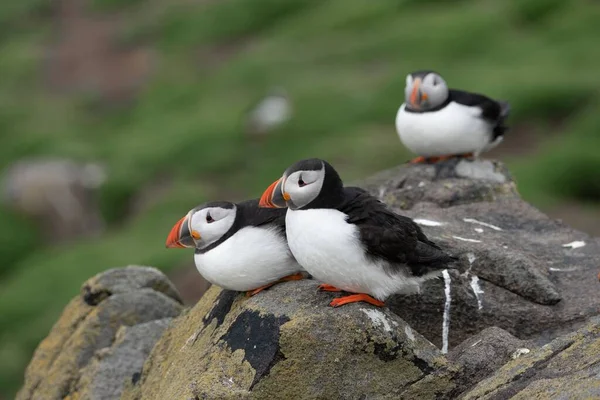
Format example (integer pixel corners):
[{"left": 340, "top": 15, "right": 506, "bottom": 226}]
[
  {"left": 395, "top": 70, "right": 511, "bottom": 164},
  {"left": 258, "top": 158, "right": 458, "bottom": 308},
  {"left": 165, "top": 199, "right": 304, "bottom": 296},
  {"left": 244, "top": 87, "right": 292, "bottom": 139}
]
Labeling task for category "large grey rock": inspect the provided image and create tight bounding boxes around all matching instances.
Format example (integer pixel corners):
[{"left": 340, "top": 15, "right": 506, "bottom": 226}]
[
  {"left": 74, "top": 318, "right": 173, "bottom": 400},
  {"left": 358, "top": 160, "right": 600, "bottom": 350},
  {"left": 16, "top": 266, "right": 183, "bottom": 400},
  {"left": 122, "top": 280, "right": 462, "bottom": 400},
  {"left": 461, "top": 316, "right": 600, "bottom": 399},
  {"left": 447, "top": 326, "right": 531, "bottom": 392}
]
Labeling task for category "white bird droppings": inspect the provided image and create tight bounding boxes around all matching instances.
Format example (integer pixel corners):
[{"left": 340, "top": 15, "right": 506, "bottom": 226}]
[
  {"left": 549, "top": 267, "right": 579, "bottom": 272},
  {"left": 562, "top": 241, "right": 586, "bottom": 249},
  {"left": 361, "top": 309, "right": 393, "bottom": 332},
  {"left": 453, "top": 236, "right": 482, "bottom": 243},
  {"left": 512, "top": 348, "right": 531, "bottom": 359},
  {"left": 467, "top": 253, "right": 476, "bottom": 264},
  {"left": 414, "top": 218, "right": 444, "bottom": 227},
  {"left": 441, "top": 269, "right": 452, "bottom": 354},
  {"left": 405, "top": 326, "right": 415, "bottom": 341},
  {"left": 469, "top": 276, "right": 485, "bottom": 310},
  {"left": 418, "top": 181, "right": 426, "bottom": 188},
  {"left": 463, "top": 218, "right": 503, "bottom": 231}
]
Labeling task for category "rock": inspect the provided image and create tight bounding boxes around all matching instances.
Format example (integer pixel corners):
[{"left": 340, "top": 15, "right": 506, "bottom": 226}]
[
  {"left": 16, "top": 266, "right": 182, "bottom": 400},
  {"left": 447, "top": 327, "right": 531, "bottom": 391},
  {"left": 357, "top": 160, "right": 600, "bottom": 350},
  {"left": 74, "top": 318, "right": 173, "bottom": 400},
  {"left": 1, "top": 158, "right": 107, "bottom": 244},
  {"left": 121, "top": 280, "right": 458, "bottom": 400},
  {"left": 461, "top": 316, "right": 600, "bottom": 399},
  {"left": 81, "top": 265, "right": 183, "bottom": 306}
]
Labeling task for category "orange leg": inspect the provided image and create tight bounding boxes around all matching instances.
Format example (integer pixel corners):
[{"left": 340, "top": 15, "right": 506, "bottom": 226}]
[
  {"left": 329, "top": 294, "right": 385, "bottom": 308},
  {"left": 408, "top": 156, "right": 428, "bottom": 164},
  {"left": 318, "top": 283, "right": 343, "bottom": 292},
  {"left": 245, "top": 273, "right": 305, "bottom": 297},
  {"left": 409, "top": 153, "right": 474, "bottom": 164}
]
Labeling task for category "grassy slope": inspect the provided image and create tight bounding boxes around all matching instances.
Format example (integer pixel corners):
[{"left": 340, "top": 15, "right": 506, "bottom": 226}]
[{"left": 1, "top": 0, "right": 600, "bottom": 396}]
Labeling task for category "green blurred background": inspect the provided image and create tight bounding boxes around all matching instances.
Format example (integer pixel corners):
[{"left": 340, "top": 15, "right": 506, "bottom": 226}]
[{"left": 1, "top": 0, "right": 600, "bottom": 397}]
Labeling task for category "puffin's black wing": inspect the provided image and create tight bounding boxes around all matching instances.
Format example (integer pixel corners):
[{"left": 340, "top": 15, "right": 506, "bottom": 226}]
[
  {"left": 237, "top": 198, "right": 287, "bottom": 234},
  {"left": 449, "top": 89, "right": 511, "bottom": 140},
  {"left": 340, "top": 187, "right": 456, "bottom": 276}
]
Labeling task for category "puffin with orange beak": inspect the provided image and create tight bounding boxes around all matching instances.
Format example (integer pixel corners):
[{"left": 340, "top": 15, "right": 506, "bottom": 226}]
[
  {"left": 165, "top": 199, "right": 304, "bottom": 296},
  {"left": 395, "top": 70, "right": 511, "bottom": 163},
  {"left": 259, "top": 158, "right": 458, "bottom": 308}
]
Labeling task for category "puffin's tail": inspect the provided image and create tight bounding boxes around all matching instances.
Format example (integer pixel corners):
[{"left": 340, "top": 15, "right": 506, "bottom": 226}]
[
  {"left": 499, "top": 101, "right": 511, "bottom": 120},
  {"left": 493, "top": 101, "right": 511, "bottom": 138}
]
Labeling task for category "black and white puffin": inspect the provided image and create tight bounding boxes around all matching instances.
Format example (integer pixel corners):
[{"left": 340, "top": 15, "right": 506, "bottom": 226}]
[
  {"left": 165, "top": 199, "right": 304, "bottom": 296},
  {"left": 258, "top": 158, "right": 457, "bottom": 307},
  {"left": 395, "top": 70, "right": 511, "bottom": 163}
]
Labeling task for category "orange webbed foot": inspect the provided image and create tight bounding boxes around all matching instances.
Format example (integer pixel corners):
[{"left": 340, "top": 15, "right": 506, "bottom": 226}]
[
  {"left": 246, "top": 273, "right": 305, "bottom": 297},
  {"left": 280, "top": 272, "right": 305, "bottom": 282},
  {"left": 318, "top": 283, "right": 343, "bottom": 292},
  {"left": 246, "top": 283, "right": 274, "bottom": 297},
  {"left": 329, "top": 294, "right": 385, "bottom": 308},
  {"left": 408, "top": 156, "right": 428, "bottom": 164}
]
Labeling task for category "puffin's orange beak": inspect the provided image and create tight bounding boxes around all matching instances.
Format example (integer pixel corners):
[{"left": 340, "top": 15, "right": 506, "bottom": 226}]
[
  {"left": 409, "top": 78, "right": 422, "bottom": 108},
  {"left": 165, "top": 214, "right": 195, "bottom": 248},
  {"left": 259, "top": 178, "right": 288, "bottom": 208}
]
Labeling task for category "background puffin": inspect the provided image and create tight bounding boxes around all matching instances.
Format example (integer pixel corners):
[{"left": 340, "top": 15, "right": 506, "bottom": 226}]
[
  {"left": 395, "top": 70, "right": 511, "bottom": 163},
  {"left": 244, "top": 87, "right": 292, "bottom": 140},
  {"left": 259, "top": 158, "right": 458, "bottom": 307},
  {"left": 165, "top": 199, "right": 304, "bottom": 296}
]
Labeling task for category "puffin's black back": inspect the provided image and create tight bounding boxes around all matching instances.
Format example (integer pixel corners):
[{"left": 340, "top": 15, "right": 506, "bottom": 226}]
[
  {"left": 338, "top": 187, "right": 457, "bottom": 276},
  {"left": 236, "top": 198, "right": 287, "bottom": 234}
]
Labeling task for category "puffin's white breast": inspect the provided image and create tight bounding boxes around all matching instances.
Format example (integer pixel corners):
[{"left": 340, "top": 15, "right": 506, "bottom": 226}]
[
  {"left": 285, "top": 208, "right": 430, "bottom": 300},
  {"left": 194, "top": 226, "right": 301, "bottom": 291},
  {"left": 395, "top": 103, "right": 498, "bottom": 157}
]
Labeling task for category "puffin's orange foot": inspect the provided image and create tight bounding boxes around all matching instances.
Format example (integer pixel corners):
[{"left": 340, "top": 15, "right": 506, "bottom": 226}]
[
  {"left": 246, "top": 283, "right": 274, "bottom": 297},
  {"left": 457, "top": 152, "right": 474, "bottom": 159},
  {"left": 245, "top": 273, "right": 305, "bottom": 297},
  {"left": 280, "top": 272, "right": 305, "bottom": 282},
  {"left": 408, "top": 156, "right": 428, "bottom": 164},
  {"left": 318, "top": 283, "right": 343, "bottom": 292},
  {"left": 329, "top": 294, "right": 385, "bottom": 308}
]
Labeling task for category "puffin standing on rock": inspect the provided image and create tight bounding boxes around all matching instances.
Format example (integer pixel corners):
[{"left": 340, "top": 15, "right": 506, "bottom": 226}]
[
  {"left": 165, "top": 199, "right": 304, "bottom": 296},
  {"left": 395, "top": 70, "right": 511, "bottom": 164},
  {"left": 259, "top": 158, "right": 458, "bottom": 308}
]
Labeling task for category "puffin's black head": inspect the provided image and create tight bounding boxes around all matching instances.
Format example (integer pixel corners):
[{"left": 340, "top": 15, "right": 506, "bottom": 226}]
[
  {"left": 166, "top": 201, "right": 238, "bottom": 250},
  {"left": 405, "top": 70, "right": 449, "bottom": 111},
  {"left": 259, "top": 158, "right": 344, "bottom": 210}
]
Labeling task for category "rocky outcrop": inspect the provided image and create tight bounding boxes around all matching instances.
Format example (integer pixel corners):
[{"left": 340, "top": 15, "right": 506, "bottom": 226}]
[
  {"left": 461, "top": 316, "right": 600, "bottom": 399},
  {"left": 122, "top": 280, "right": 454, "bottom": 400},
  {"left": 358, "top": 159, "right": 600, "bottom": 348},
  {"left": 16, "top": 160, "right": 600, "bottom": 399},
  {"left": 16, "top": 266, "right": 183, "bottom": 400}
]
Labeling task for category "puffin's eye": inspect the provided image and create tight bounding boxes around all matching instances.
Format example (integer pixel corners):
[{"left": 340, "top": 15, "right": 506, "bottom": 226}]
[
  {"left": 206, "top": 212, "right": 214, "bottom": 223},
  {"left": 298, "top": 175, "right": 306, "bottom": 187}
]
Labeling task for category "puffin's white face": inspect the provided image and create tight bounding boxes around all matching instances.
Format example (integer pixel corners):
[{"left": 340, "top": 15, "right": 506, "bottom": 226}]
[
  {"left": 405, "top": 72, "right": 449, "bottom": 110},
  {"left": 281, "top": 166, "right": 325, "bottom": 210},
  {"left": 165, "top": 204, "right": 236, "bottom": 250},
  {"left": 189, "top": 206, "right": 237, "bottom": 249}
]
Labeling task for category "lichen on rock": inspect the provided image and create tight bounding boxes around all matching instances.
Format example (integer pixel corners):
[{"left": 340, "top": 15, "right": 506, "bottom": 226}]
[{"left": 16, "top": 266, "right": 182, "bottom": 400}]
